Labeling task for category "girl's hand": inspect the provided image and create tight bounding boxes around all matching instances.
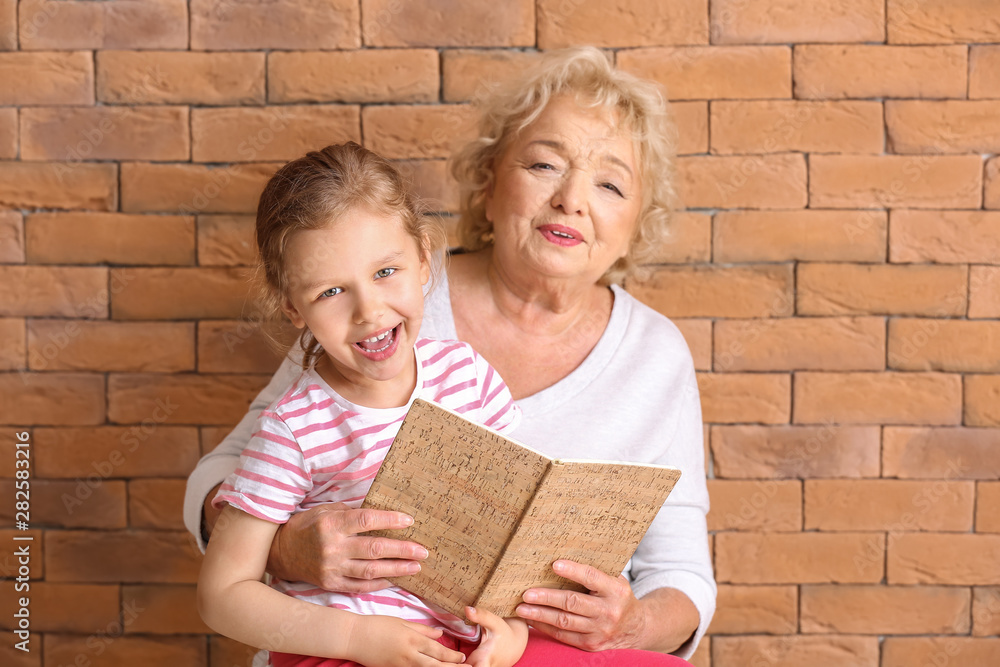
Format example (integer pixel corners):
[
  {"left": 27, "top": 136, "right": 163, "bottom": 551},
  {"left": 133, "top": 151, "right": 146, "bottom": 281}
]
[
  {"left": 347, "top": 615, "right": 467, "bottom": 667},
  {"left": 464, "top": 607, "right": 529, "bottom": 667}
]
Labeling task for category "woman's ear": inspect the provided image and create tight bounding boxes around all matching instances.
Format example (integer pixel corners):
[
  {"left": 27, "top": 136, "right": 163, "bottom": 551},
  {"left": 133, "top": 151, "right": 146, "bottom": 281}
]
[{"left": 280, "top": 296, "right": 306, "bottom": 329}]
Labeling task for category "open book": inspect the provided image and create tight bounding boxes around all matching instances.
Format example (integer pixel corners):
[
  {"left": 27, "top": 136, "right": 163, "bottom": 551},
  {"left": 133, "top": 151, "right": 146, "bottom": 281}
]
[{"left": 360, "top": 399, "right": 682, "bottom": 618}]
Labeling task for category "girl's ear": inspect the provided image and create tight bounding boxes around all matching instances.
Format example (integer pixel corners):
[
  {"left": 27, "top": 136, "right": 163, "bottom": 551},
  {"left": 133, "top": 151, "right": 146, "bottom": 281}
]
[
  {"left": 418, "top": 245, "right": 432, "bottom": 286},
  {"left": 280, "top": 296, "right": 306, "bottom": 329}
]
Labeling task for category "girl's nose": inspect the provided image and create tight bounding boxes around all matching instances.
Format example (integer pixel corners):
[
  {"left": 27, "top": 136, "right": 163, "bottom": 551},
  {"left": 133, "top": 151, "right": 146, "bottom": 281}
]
[
  {"left": 550, "top": 170, "right": 588, "bottom": 216},
  {"left": 352, "top": 291, "right": 384, "bottom": 325}
]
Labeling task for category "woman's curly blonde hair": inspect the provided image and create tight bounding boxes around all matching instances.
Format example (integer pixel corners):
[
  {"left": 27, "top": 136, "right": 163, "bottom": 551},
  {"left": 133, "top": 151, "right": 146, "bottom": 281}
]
[{"left": 450, "top": 47, "right": 678, "bottom": 285}]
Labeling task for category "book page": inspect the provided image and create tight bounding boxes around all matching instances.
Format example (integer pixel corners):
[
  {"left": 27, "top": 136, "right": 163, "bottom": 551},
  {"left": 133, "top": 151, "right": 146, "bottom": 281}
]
[
  {"left": 476, "top": 461, "right": 681, "bottom": 617},
  {"left": 361, "top": 399, "right": 551, "bottom": 617}
]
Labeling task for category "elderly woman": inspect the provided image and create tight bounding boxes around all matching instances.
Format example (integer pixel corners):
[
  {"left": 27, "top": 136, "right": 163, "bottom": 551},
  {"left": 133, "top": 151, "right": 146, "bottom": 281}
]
[{"left": 185, "top": 47, "right": 714, "bottom": 662}]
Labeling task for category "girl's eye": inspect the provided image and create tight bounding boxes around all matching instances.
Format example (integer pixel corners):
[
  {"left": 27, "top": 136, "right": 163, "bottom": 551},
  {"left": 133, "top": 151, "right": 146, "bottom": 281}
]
[
  {"left": 375, "top": 268, "right": 396, "bottom": 279},
  {"left": 319, "top": 287, "right": 342, "bottom": 298}
]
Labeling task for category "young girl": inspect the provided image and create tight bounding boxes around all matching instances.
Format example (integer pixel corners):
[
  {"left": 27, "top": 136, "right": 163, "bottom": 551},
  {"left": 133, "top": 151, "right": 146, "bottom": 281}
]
[{"left": 198, "top": 143, "right": 528, "bottom": 667}]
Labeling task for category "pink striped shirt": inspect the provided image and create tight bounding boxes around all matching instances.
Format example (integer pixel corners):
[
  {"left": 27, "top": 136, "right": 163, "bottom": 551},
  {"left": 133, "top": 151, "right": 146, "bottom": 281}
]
[{"left": 214, "top": 338, "right": 520, "bottom": 640}]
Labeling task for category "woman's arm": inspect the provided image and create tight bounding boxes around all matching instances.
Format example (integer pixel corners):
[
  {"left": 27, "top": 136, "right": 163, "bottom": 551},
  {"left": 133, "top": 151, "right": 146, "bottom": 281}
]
[{"left": 198, "top": 505, "right": 466, "bottom": 665}]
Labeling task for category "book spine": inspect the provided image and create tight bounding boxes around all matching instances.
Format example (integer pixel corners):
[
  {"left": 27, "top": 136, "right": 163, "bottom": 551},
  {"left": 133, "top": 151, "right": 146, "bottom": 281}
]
[{"left": 473, "top": 461, "right": 556, "bottom": 612}]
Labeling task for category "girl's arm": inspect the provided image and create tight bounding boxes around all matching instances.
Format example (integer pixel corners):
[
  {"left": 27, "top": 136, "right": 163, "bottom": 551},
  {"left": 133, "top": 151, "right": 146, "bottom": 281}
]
[{"left": 198, "top": 505, "right": 466, "bottom": 665}]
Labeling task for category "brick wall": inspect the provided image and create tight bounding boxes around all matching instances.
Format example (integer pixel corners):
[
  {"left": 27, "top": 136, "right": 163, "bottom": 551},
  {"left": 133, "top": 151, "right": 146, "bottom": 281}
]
[{"left": 1, "top": 1, "right": 999, "bottom": 666}]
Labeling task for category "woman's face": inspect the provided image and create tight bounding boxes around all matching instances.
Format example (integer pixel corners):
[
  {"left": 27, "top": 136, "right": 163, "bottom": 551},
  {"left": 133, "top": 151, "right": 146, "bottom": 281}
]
[{"left": 484, "top": 94, "right": 643, "bottom": 286}]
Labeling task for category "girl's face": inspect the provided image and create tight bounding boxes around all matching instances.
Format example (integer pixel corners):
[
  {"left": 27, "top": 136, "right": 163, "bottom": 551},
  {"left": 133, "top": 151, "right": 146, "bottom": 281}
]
[{"left": 280, "top": 206, "right": 431, "bottom": 408}]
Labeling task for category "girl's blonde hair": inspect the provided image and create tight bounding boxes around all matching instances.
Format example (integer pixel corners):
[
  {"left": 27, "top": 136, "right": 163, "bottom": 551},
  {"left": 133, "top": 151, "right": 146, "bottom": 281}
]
[
  {"left": 451, "top": 47, "right": 678, "bottom": 285},
  {"left": 254, "top": 142, "right": 446, "bottom": 369}
]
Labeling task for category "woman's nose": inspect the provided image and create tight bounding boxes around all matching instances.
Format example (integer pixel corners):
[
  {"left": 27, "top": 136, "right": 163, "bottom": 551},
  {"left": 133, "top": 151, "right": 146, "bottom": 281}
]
[{"left": 550, "top": 169, "right": 588, "bottom": 216}]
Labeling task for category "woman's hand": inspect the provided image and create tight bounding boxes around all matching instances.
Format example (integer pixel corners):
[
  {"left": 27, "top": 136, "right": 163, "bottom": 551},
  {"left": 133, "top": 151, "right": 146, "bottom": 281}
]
[
  {"left": 346, "top": 615, "right": 467, "bottom": 667},
  {"left": 514, "top": 560, "right": 647, "bottom": 652},
  {"left": 266, "top": 502, "right": 429, "bottom": 593},
  {"left": 465, "top": 607, "right": 529, "bottom": 667}
]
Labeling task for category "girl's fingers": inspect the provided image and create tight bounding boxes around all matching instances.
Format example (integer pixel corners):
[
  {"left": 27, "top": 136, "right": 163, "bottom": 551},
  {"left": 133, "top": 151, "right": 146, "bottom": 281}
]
[
  {"left": 404, "top": 621, "right": 444, "bottom": 639},
  {"left": 465, "top": 605, "right": 503, "bottom": 632}
]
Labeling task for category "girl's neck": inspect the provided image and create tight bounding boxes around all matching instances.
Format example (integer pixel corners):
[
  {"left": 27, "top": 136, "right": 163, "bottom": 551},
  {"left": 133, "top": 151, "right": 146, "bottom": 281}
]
[{"left": 313, "top": 351, "right": 418, "bottom": 410}]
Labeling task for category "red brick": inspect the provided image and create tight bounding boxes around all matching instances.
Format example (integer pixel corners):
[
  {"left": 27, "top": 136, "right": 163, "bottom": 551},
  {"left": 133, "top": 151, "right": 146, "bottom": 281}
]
[
  {"left": 210, "top": 636, "right": 259, "bottom": 667},
  {"left": 889, "top": 319, "right": 1000, "bottom": 373},
  {"left": 442, "top": 49, "right": 539, "bottom": 103},
  {"left": 123, "top": 584, "right": 211, "bottom": 634},
  {"left": 891, "top": 210, "right": 1000, "bottom": 263},
  {"left": 111, "top": 267, "right": 251, "bottom": 320},
  {"left": 364, "top": 0, "right": 534, "bottom": 47},
  {"left": 714, "top": 317, "right": 885, "bottom": 372},
  {"left": 538, "top": 0, "right": 707, "bottom": 48},
  {"left": 200, "top": 427, "right": 231, "bottom": 455},
  {"left": 98, "top": 50, "right": 265, "bottom": 105},
  {"left": 988, "top": 158, "right": 1000, "bottom": 209},
  {"left": 0, "top": 0, "right": 14, "bottom": 49},
  {"left": 970, "top": 266, "right": 1000, "bottom": 318},
  {"left": 198, "top": 320, "right": 291, "bottom": 374},
  {"left": 795, "top": 372, "right": 962, "bottom": 426},
  {"left": 712, "top": 425, "right": 881, "bottom": 478},
  {"left": 794, "top": 45, "right": 968, "bottom": 99},
  {"left": 973, "top": 587, "right": 1000, "bottom": 635},
  {"left": 129, "top": 479, "right": 186, "bottom": 530},
  {"left": 888, "top": 534, "right": 1000, "bottom": 585},
  {"left": 711, "top": 0, "right": 883, "bottom": 44},
  {"left": 888, "top": 0, "right": 1000, "bottom": 44},
  {"left": 715, "top": 532, "right": 884, "bottom": 584},
  {"left": 363, "top": 104, "right": 477, "bottom": 160},
  {"left": 810, "top": 155, "right": 983, "bottom": 209},
  {"left": 618, "top": 46, "right": 791, "bottom": 100},
  {"left": 107, "top": 373, "right": 268, "bottom": 425},
  {"left": 18, "top": 0, "right": 187, "bottom": 50},
  {"left": 192, "top": 105, "right": 360, "bottom": 163},
  {"left": 0, "top": 318, "right": 24, "bottom": 371},
  {"left": 714, "top": 210, "right": 887, "bottom": 263},
  {"left": 0, "top": 479, "right": 126, "bottom": 529},
  {"left": 883, "top": 638, "right": 1000, "bottom": 667},
  {"left": 191, "top": 0, "right": 358, "bottom": 49},
  {"left": 0, "top": 372, "right": 105, "bottom": 425},
  {"left": 711, "top": 101, "right": 883, "bottom": 154},
  {"left": 0, "top": 162, "right": 117, "bottom": 211},
  {"left": 672, "top": 319, "right": 712, "bottom": 371},
  {"left": 628, "top": 265, "right": 794, "bottom": 318},
  {"left": 0, "top": 107, "right": 13, "bottom": 158},
  {"left": 708, "top": 585, "right": 797, "bottom": 635},
  {"left": 27, "top": 320, "right": 194, "bottom": 373},
  {"left": 883, "top": 427, "right": 1000, "bottom": 480},
  {"left": 197, "top": 214, "right": 256, "bottom": 266},
  {"left": 0, "top": 51, "right": 92, "bottom": 104},
  {"left": 797, "top": 263, "right": 967, "bottom": 316},
  {"left": 0, "top": 266, "right": 109, "bottom": 318},
  {"left": 0, "top": 211, "right": 22, "bottom": 262},
  {"left": 270, "top": 49, "right": 438, "bottom": 103},
  {"left": 677, "top": 155, "right": 807, "bottom": 209},
  {"left": 647, "top": 212, "right": 711, "bottom": 263},
  {"left": 0, "top": 529, "right": 43, "bottom": 578},
  {"left": 121, "top": 162, "right": 279, "bottom": 214},
  {"left": 978, "top": 483, "right": 1000, "bottom": 533},
  {"left": 966, "top": 375, "right": 1000, "bottom": 427},
  {"left": 805, "top": 480, "right": 974, "bottom": 532},
  {"left": 970, "top": 46, "right": 1000, "bottom": 99},
  {"left": 801, "top": 585, "right": 971, "bottom": 635},
  {"left": 707, "top": 480, "right": 801, "bottom": 531},
  {"left": 25, "top": 212, "right": 195, "bottom": 265},
  {"left": 44, "top": 635, "right": 206, "bottom": 667},
  {"left": 887, "top": 101, "right": 1000, "bottom": 154},
  {"left": 46, "top": 529, "right": 201, "bottom": 584},
  {"left": 395, "top": 160, "right": 460, "bottom": 214},
  {"left": 0, "top": 430, "right": 32, "bottom": 478},
  {"left": 713, "top": 635, "right": 878, "bottom": 667},
  {"left": 672, "top": 101, "right": 709, "bottom": 156},
  {"left": 33, "top": 426, "right": 200, "bottom": 478},
  {"left": 697, "top": 372, "right": 791, "bottom": 424},
  {"left": 0, "top": 582, "right": 119, "bottom": 633}
]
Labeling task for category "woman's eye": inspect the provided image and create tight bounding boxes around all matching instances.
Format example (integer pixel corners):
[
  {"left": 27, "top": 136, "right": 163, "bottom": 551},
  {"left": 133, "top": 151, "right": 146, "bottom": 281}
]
[
  {"left": 375, "top": 268, "right": 396, "bottom": 279},
  {"left": 530, "top": 162, "right": 554, "bottom": 171},
  {"left": 601, "top": 182, "right": 624, "bottom": 197},
  {"left": 319, "top": 287, "right": 342, "bottom": 298}
]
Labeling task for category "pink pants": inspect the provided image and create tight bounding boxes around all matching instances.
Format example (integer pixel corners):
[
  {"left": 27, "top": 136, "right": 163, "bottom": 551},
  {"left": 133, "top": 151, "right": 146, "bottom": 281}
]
[{"left": 270, "top": 629, "right": 693, "bottom": 666}]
